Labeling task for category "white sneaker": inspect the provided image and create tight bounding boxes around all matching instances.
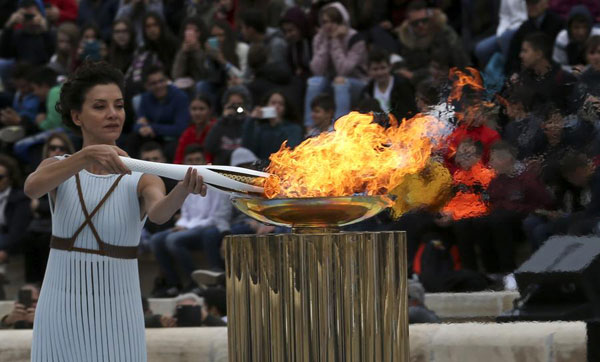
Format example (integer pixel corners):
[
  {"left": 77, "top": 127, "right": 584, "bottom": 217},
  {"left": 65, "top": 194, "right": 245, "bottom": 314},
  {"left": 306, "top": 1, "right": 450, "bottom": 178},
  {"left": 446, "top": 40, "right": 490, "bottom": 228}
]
[{"left": 191, "top": 269, "right": 225, "bottom": 287}]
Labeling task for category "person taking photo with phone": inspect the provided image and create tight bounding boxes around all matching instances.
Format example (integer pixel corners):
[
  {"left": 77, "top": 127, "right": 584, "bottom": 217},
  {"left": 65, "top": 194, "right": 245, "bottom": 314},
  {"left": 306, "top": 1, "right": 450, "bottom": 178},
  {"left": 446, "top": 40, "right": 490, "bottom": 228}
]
[
  {"left": 0, "top": 284, "right": 39, "bottom": 329},
  {"left": 243, "top": 90, "right": 303, "bottom": 161}
]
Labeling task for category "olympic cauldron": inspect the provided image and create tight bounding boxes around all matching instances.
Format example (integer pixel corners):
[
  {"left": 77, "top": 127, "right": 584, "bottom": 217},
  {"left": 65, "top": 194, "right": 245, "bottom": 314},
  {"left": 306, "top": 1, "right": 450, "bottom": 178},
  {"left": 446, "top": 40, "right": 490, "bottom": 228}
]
[{"left": 225, "top": 194, "right": 409, "bottom": 362}]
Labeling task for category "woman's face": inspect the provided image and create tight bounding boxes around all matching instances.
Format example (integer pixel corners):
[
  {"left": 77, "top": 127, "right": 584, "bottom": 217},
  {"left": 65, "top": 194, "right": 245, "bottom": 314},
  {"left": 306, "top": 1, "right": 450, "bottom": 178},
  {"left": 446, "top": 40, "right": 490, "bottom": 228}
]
[
  {"left": 82, "top": 28, "right": 98, "bottom": 42},
  {"left": 145, "top": 16, "right": 161, "bottom": 42},
  {"left": 0, "top": 165, "right": 10, "bottom": 193},
  {"left": 211, "top": 25, "right": 226, "bottom": 46},
  {"left": 57, "top": 32, "right": 73, "bottom": 54},
  {"left": 267, "top": 93, "right": 285, "bottom": 120},
  {"left": 46, "top": 137, "right": 69, "bottom": 158},
  {"left": 73, "top": 84, "right": 125, "bottom": 145},
  {"left": 190, "top": 99, "right": 211, "bottom": 125},
  {"left": 586, "top": 45, "right": 600, "bottom": 71},
  {"left": 112, "top": 22, "right": 131, "bottom": 48},
  {"left": 320, "top": 14, "right": 336, "bottom": 35}
]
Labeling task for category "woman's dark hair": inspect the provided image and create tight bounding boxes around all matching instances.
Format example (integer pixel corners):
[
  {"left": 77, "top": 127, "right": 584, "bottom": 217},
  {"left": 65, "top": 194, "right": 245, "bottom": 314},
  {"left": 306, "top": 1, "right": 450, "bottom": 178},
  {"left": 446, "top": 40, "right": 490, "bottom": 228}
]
[
  {"left": 184, "top": 144, "right": 205, "bottom": 157},
  {"left": 142, "top": 12, "right": 179, "bottom": 72},
  {"left": 43, "top": 132, "right": 75, "bottom": 158},
  {"left": 0, "top": 154, "right": 22, "bottom": 188},
  {"left": 81, "top": 22, "right": 101, "bottom": 39},
  {"left": 191, "top": 93, "right": 213, "bottom": 109},
  {"left": 108, "top": 18, "right": 136, "bottom": 73},
  {"left": 56, "top": 61, "right": 125, "bottom": 136},
  {"left": 261, "top": 90, "right": 298, "bottom": 124},
  {"left": 180, "top": 15, "right": 207, "bottom": 44},
  {"left": 210, "top": 19, "right": 239, "bottom": 68},
  {"left": 321, "top": 6, "right": 344, "bottom": 25}
]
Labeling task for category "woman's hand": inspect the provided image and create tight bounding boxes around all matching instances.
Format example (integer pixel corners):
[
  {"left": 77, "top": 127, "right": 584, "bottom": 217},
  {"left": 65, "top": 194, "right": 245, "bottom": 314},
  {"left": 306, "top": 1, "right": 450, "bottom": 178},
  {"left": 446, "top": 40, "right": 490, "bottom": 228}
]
[
  {"left": 179, "top": 167, "right": 207, "bottom": 196},
  {"left": 83, "top": 145, "right": 131, "bottom": 175}
]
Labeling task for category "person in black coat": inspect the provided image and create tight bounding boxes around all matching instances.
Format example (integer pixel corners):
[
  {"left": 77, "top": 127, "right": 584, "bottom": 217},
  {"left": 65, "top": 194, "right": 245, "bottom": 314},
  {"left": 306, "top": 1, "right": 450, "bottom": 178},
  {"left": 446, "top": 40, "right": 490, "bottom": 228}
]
[
  {"left": 505, "top": 0, "right": 564, "bottom": 75},
  {"left": 360, "top": 47, "right": 417, "bottom": 122},
  {"left": 0, "top": 154, "right": 32, "bottom": 300}
]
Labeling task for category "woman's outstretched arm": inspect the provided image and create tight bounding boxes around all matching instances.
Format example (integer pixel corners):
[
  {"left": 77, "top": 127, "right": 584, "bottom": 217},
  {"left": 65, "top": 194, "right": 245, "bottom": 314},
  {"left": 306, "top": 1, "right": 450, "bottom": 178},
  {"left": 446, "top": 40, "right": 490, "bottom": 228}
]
[
  {"left": 24, "top": 145, "right": 131, "bottom": 199},
  {"left": 139, "top": 167, "right": 207, "bottom": 225}
]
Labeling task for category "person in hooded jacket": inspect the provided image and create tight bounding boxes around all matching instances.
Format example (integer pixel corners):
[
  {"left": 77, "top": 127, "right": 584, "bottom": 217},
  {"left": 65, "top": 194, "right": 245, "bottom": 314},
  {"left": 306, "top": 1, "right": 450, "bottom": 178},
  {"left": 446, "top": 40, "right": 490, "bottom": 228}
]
[
  {"left": 303, "top": 2, "right": 368, "bottom": 128},
  {"left": 553, "top": 5, "right": 600, "bottom": 74}
]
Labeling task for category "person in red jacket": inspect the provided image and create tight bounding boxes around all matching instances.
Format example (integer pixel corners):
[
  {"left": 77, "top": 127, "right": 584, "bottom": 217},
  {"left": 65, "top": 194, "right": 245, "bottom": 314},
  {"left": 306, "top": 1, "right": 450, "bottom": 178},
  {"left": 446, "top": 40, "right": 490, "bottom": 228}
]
[
  {"left": 444, "top": 104, "right": 501, "bottom": 173},
  {"left": 174, "top": 94, "right": 217, "bottom": 164},
  {"left": 440, "top": 138, "right": 495, "bottom": 272},
  {"left": 43, "top": 0, "right": 78, "bottom": 25}
]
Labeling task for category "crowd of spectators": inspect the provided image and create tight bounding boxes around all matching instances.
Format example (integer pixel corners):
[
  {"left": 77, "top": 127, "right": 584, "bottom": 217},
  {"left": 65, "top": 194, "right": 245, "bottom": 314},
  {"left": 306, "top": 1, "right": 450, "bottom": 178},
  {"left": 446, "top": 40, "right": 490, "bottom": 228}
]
[{"left": 1, "top": 0, "right": 600, "bottom": 326}]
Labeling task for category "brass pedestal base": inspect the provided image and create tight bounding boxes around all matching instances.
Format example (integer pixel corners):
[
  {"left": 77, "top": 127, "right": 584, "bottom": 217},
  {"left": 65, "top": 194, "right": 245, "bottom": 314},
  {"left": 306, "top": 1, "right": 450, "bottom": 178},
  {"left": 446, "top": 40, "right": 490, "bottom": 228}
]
[{"left": 225, "top": 231, "right": 409, "bottom": 362}]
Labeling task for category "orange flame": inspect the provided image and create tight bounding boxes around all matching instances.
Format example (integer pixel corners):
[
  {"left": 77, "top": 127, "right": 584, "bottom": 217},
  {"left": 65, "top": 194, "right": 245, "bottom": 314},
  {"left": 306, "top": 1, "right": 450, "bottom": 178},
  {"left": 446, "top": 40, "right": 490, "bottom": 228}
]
[
  {"left": 264, "top": 112, "right": 446, "bottom": 199},
  {"left": 448, "top": 67, "right": 484, "bottom": 104},
  {"left": 442, "top": 162, "right": 495, "bottom": 219}
]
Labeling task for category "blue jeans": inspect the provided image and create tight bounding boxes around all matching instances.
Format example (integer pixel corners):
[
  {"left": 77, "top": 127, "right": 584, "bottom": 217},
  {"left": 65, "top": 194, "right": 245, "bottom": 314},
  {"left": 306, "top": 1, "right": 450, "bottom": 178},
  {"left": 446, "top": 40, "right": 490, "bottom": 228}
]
[
  {"left": 303, "top": 76, "right": 366, "bottom": 127},
  {"left": 522, "top": 214, "right": 551, "bottom": 251},
  {"left": 0, "top": 58, "right": 15, "bottom": 90},
  {"left": 149, "top": 225, "right": 224, "bottom": 286},
  {"left": 474, "top": 28, "right": 518, "bottom": 67}
]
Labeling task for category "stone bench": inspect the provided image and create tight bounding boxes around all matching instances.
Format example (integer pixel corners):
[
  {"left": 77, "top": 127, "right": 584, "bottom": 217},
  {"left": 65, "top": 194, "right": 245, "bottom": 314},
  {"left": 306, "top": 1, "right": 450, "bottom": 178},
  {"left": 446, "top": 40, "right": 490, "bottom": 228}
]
[
  {"left": 0, "top": 290, "right": 521, "bottom": 323},
  {"left": 0, "top": 322, "right": 586, "bottom": 362}
]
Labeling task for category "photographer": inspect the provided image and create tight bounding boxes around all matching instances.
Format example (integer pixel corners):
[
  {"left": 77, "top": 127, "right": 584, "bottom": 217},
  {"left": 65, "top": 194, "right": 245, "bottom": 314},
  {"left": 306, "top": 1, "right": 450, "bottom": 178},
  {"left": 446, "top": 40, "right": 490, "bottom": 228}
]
[
  {"left": 204, "top": 85, "right": 252, "bottom": 165},
  {"left": 243, "top": 90, "right": 303, "bottom": 161},
  {"left": 0, "top": 284, "right": 39, "bottom": 329},
  {"left": 174, "top": 293, "right": 226, "bottom": 327},
  {"left": 0, "top": 0, "right": 54, "bottom": 67}
]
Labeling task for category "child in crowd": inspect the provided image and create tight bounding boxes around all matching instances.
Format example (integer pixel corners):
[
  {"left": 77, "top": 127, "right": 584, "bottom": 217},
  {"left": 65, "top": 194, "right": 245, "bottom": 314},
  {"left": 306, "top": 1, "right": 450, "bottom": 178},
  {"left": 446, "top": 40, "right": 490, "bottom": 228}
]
[{"left": 306, "top": 93, "right": 335, "bottom": 138}]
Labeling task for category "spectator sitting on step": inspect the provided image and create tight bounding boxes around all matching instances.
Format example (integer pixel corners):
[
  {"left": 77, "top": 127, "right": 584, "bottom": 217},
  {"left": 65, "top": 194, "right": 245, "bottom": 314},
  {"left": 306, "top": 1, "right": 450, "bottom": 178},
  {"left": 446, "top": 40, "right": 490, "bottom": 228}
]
[
  {"left": 201, "top": 287, "right": 227, "bottom": 324},
  {"left": 149, "top": 145, "right": 232, "bottom": 297},
  {"left": 0, "top": 155, "right": 33, "bottom": 300},
  {"left": 173, "top": 292, "right": 226, "bottom": 327},
  {"left": 0, "top": 284, "right": 39, "bottom": 328}
]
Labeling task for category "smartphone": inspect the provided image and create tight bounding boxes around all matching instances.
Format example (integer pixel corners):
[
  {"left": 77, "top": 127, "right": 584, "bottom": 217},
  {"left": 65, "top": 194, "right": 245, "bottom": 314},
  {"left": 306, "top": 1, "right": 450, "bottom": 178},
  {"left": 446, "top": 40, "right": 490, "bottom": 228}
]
[
  {"left": 260, "top": 106, "right": 277, "bottom": 119},
  {"left": 18, "top": 289, "right": 32, "bottom": 308},
  {"left": 207, "top": 36, "right": 219, "bottom": 50}
]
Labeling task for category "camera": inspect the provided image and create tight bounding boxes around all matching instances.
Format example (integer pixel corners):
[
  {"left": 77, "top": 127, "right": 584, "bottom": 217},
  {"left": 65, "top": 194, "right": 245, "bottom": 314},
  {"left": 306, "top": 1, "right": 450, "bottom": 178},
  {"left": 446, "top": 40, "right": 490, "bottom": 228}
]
[
  {"left": 174, "top": 305, "right": 203, "bottom": 327},
  {"left": 24, "top": 13, "right": 35, "bottom": 21}
]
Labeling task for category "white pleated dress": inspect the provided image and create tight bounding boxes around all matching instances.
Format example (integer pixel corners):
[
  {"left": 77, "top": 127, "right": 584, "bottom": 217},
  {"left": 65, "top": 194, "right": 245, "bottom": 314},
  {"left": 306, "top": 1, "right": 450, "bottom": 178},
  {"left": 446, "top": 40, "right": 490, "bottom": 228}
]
[{"left": 31, "top": 169, "right": 147, "bottom": 362}]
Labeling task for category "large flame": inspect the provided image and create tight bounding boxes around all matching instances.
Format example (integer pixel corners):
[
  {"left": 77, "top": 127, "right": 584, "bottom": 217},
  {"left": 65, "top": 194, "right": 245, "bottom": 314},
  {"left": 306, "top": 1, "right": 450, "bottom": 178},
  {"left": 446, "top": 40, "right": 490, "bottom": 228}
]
[{"left": 264, "top": 112, "right": 446, "bottom": 199}]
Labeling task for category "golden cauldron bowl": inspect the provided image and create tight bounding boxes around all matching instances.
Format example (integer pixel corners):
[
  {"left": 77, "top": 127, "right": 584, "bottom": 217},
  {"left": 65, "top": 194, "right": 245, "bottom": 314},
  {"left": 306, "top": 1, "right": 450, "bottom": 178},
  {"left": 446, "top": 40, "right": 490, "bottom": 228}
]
[{"left": 230, "top": 195, "right": 391, "bottom": 229}]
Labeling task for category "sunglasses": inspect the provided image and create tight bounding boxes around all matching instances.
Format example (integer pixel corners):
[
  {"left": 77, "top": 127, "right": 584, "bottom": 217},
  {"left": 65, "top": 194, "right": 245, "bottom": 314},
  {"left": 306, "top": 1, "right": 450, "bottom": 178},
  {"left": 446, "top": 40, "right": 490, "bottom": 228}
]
[
  {"left": 410, "top": 17, "right": 430, "bottom": 27},
  {"left": 48, "top": 145, "right": 67, "bottom": 152},
  {"left": 0, "top": 174, "right": 7, "bottom": 180}
]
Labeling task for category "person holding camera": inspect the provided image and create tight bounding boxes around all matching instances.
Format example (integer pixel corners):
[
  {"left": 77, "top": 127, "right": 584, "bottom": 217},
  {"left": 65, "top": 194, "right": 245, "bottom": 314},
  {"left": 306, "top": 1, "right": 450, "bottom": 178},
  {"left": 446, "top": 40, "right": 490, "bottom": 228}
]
[
  {"left": 0, "top": 284, "right": 39, "bottom": 329},
  {"left": 172, "top": 292, "right": 226, "bottom": 327},
  {"left": 0, "top": 0, "right": 54, "bottom": 67},
  {"left": 243, "top": 90, "right": 303, "bottom": 161},
  {"left": 204, "top": 85, "right": 252, "bottom": 165}
]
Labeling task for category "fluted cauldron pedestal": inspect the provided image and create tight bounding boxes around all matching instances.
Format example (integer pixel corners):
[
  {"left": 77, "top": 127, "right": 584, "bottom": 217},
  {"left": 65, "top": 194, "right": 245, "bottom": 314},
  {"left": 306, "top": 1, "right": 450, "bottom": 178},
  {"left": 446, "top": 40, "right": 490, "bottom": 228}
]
[{"left": 225, "top": 230, "right": 409, "bottom": 362}]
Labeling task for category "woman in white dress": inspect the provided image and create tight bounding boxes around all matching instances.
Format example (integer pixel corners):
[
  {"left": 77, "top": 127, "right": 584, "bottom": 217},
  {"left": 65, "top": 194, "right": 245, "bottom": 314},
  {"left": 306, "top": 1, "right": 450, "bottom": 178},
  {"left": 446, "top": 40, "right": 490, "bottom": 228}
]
[{"left": 25, "top": 61, "right": 207, "bottom": 362}]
